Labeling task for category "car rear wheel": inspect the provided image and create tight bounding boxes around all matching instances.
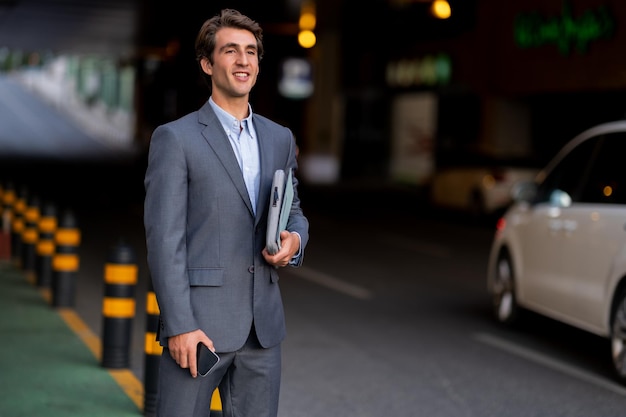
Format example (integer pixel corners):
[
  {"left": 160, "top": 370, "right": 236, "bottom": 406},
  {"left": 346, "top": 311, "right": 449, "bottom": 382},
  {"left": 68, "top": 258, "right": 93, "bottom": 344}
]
[
  {"left": 492, "top": 252, "right": 519, "bottom": 324},
  {"left": 611, "top": 289, "right": 626, "bottom": 382}
]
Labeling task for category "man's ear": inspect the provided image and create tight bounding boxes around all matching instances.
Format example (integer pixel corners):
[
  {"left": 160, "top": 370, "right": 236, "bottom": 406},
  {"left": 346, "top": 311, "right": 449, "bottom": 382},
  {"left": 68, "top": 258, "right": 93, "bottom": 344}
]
[{"left": 200, "top": 58, "right": 212, "bottom": 75}]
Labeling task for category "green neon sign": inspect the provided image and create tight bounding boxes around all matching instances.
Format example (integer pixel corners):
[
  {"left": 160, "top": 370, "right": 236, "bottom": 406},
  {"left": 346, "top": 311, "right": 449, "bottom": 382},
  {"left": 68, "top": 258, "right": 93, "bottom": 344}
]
[
  {"left": 386, "top": 54, "right": 452, "bottom": 88},
  {"left": 514, "top": 2, "right": 615, "bottom": 55}
]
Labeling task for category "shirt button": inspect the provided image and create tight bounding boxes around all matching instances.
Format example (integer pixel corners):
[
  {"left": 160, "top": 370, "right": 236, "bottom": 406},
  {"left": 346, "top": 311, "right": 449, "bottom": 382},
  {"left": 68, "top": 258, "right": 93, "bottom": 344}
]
[{"left": 248, "top": 266, "right": 255, "bottom": 273}]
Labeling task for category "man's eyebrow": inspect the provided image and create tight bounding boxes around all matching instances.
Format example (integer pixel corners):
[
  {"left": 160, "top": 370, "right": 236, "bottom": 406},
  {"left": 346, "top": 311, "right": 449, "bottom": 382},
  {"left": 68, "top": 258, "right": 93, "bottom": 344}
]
[{"left": 219, "top": 42, "right": 258, "bottom": 52}]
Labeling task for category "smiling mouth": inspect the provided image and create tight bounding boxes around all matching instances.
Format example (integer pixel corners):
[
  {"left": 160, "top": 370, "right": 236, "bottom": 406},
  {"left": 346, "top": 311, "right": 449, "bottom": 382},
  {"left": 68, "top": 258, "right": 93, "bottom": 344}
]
[{"left": 234, "top": 72, "right": 249, "bottom": 79}]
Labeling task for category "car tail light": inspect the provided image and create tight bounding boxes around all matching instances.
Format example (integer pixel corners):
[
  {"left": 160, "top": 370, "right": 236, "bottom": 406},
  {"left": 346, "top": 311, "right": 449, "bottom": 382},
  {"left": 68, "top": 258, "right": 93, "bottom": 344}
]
[{"left": 495, "top": 217, "right": 506, "bottom": 232}]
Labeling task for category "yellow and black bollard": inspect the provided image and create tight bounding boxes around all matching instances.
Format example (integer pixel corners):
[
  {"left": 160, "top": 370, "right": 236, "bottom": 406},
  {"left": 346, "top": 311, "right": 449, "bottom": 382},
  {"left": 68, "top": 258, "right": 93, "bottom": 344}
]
[
  {"left": 143, "top": 276, "right": 161, "bottom": 417},
  {"left": 51, "top": 209, "right": 81, "bottom": 307},
  {"left": 36, "top": 202, "right": 57, "bottom": 288},
  {"left": 143, "top": 275, "right": 223, "bottom": 417},
  {"left": 101, "top": 240, "right": 137, "bottom": 369},
  {"left": 11, "top": 185, "right": 27, "bottom": 267},
  {"left": 0, "top": 181, "right": 15, "bottom": 261},
  {"left": 21, "top": 194, "right": 41, "bottom": 284},
  {"left": 210, "top": 389, "right": 223, "bottom": 417}
]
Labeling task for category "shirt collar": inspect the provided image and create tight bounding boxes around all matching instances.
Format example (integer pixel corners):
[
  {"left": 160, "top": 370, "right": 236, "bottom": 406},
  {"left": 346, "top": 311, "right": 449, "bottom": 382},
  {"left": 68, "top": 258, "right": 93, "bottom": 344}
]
[{"left": 209, "top": 97, "right": 254, "bottom": 137}]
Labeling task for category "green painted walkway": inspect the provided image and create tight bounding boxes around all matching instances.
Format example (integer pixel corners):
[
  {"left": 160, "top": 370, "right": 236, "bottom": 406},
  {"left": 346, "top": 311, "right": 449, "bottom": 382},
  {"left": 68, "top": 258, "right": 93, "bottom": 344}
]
[{"left": 0, "top": 261, "right": 142, "bottom": 417}]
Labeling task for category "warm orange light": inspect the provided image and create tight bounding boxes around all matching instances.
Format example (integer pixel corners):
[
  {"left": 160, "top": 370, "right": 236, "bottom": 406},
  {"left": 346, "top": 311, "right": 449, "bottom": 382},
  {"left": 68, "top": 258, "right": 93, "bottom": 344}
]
[
  {"left": 431, "top": 0, "right": 451, "bottom": 19},
  {"left": 298, "top": 1, "right": 316, "bottom": 49},
  {"left": 482, "top": 174, "right": 496, "bottom": 190},
  {"left": 299, "top": 12, "right": 316, "bottom": 31},
  {"left": 298, "top": 30, "right": 316, "bottom": 48}
]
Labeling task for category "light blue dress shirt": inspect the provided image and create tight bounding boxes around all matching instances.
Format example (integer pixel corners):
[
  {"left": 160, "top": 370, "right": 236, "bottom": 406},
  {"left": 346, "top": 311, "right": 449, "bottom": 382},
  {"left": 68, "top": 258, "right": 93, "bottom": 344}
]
[
  {"left": 209, "top": 97, "right": 260, "bottom": 213},
  {"left": 209, "top": 97, "right": 302, "bottom": 264}
]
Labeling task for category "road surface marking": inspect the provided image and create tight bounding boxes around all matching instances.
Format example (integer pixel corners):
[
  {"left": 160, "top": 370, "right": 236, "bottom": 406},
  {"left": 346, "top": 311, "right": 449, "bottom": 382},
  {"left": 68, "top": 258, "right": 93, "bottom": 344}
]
[
  {"left": 474, "top": 332, "right": 626, "bottom": 396},
  {"left": 289, "top": 266, "right": 373, "bottom": 300},
  {"left": 57, "top": 307, "right": 144, "bottom": 410}
]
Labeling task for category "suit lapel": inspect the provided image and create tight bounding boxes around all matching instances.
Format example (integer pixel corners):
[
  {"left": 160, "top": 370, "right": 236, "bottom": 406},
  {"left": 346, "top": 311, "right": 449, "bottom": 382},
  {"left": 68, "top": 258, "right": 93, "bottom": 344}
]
[
  {"left": 198, "top": 102, "right": 254, "bottom": 215},
  {"left": 254, "top": 116, "right": 276, "bottom": 226}
]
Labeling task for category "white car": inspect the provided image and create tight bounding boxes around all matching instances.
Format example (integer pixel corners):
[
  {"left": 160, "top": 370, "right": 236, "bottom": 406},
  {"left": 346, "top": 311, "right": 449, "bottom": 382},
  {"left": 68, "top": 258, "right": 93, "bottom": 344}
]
[
  {"left": 430, "top": 162, "right": 539, "bottom": 218},
  {"left": 487, "top": 120, "right": 626, "bottom": 383}
]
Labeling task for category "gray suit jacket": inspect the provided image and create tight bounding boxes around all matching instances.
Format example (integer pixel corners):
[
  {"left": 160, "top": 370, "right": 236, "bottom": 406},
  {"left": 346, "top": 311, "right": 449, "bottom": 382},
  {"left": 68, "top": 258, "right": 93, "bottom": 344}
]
[{"left": 144, "top": 100, "right": 309, "bottom": 352}]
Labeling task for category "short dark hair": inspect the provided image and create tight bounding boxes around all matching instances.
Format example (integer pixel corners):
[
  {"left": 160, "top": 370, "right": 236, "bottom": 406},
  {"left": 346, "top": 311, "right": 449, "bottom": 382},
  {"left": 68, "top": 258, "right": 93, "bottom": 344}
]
[{"left": 195, "top": 8, "right": 264, "bottom": 65}]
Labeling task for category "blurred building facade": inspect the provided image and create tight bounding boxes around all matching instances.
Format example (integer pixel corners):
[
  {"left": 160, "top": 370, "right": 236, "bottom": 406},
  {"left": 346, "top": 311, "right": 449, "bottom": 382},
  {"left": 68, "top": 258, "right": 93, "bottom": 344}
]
[
  {"left": 2, "top": 0, "right": 626, "bottom": 186},
  {"left": 333, "top": 0, "right": 626, "bottom": 186}
]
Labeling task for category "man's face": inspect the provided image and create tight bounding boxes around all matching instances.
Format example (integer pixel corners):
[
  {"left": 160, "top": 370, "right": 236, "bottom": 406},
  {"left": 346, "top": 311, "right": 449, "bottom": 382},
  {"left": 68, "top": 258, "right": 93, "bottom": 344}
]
[{"left": 202, "top": 27, "right": 259, "bottom": 101}]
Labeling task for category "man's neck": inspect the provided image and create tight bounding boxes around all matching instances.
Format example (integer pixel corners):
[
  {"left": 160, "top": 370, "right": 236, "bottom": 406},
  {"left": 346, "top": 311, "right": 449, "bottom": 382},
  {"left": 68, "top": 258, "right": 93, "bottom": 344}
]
[{"left": 211, "top": 94, "right": 250, "bottom": 120}]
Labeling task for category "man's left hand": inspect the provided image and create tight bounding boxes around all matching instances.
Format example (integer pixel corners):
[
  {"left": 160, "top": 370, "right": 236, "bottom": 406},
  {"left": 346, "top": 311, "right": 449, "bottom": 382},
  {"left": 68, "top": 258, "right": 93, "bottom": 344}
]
[{"left": 262, "top": 231, "right": 300, "bottom": 267}]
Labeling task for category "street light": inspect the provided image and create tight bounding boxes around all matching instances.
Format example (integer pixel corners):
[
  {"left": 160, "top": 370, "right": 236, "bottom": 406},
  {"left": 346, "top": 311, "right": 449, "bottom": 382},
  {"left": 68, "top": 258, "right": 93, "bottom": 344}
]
[
  {"left": 298, "top": 1, "right": 316, "bottom": 49},
  {"left": 298, "top": 30, "right": 316, "bottom": 49},
  {"left": 430, "top": 0, "right": 451, "bottom": 19}
]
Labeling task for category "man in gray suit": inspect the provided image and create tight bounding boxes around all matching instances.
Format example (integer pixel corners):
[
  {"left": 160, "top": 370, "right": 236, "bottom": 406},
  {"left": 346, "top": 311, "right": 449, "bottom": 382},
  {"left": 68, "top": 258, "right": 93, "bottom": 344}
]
[{"left": 143, "top": 9, "right": 309, "bottom": 417}]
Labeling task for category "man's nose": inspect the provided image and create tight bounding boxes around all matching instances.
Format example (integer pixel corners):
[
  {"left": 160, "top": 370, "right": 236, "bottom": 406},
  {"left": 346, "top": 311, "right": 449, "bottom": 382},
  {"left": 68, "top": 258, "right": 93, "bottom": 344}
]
[{"left": 236, "top": 51, "right": 249, "bottom": 65}]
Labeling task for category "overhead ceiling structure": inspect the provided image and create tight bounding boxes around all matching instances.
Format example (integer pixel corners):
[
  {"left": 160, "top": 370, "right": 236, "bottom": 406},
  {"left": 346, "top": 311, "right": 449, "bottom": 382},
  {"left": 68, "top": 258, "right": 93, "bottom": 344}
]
[{"left": 0, "top": 0, "right": 138, "bottom": 57}]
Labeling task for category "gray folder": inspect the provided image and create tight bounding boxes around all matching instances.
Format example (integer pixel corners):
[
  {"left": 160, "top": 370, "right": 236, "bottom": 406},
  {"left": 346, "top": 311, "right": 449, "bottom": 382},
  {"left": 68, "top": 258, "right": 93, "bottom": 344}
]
[{"left": 266, "top": 169, "right": 293, "bottom": 255}]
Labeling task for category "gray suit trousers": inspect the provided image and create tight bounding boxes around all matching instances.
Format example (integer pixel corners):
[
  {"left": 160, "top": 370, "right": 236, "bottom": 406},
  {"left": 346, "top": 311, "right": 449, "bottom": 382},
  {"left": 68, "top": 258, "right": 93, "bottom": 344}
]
[{"left": 157, "top": 327, "right": 282, "bottom": 417}]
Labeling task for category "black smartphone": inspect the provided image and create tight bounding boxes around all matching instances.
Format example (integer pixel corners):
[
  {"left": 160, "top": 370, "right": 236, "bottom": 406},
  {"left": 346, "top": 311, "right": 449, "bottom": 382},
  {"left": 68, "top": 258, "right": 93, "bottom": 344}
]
[{"left": 197, "top": 342, "right": 220, "bottom": 377}]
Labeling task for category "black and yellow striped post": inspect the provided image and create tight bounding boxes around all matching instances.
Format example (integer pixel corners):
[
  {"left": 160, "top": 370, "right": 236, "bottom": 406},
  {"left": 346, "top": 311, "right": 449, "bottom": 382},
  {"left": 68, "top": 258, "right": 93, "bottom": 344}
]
[
  {"left": 101, "top": 240, "right": 137, "bottom": 369},
  {"left": 1, "top": 181, "right": 16, "bottom": 231},
  {"left": 36, "top": 202, "right": 57, "bottom": 288},
  {"left": 142, "top": 276, "right": 223, "bottom": 417},
  {"left": 51, "top": 209, "right": 81, "bottom": 307},
  {"left": 11, "top": 185, "right": 28, "bottom": 267},
  {"left": 0, "top": 181, "right": 15, "bottom": 260},
  {"left": 21, "top": 194, "right": 41, "bottom": 283},
  {"left": 210, "top": 389, "right": 223, "bottom": 417},
  {"left": 143, "top": 276, "right": 161, "bottom": 417}
]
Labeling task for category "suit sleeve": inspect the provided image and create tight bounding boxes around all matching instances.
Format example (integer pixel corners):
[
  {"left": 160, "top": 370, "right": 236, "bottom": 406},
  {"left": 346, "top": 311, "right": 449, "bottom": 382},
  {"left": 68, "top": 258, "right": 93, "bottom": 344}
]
[
  {"left": 144, "top": 124, "right": 199, "bottom": 342},
  {"left": 285, "top": 129, "right": 309, "bottom": 267}
]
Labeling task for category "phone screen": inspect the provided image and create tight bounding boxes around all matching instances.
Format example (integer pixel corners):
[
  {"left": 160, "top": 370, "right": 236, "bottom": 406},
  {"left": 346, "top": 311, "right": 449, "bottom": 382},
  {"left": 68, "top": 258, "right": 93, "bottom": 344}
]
[{"left": 197, "top": 343, "right": 220, "bottom": 377}]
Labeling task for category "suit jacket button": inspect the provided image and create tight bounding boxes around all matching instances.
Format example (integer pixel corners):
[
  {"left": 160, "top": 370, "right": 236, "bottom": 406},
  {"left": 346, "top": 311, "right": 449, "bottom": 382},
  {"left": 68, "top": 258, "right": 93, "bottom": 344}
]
[{"left": 248, "top": 265, "right": 255, "bottom": 273}]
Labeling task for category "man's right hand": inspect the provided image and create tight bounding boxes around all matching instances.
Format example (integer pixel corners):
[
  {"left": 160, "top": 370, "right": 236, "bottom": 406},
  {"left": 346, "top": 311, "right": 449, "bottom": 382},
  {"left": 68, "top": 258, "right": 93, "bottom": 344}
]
[{"left": 168, "top": 329, "right": 215, "bottom": 377}]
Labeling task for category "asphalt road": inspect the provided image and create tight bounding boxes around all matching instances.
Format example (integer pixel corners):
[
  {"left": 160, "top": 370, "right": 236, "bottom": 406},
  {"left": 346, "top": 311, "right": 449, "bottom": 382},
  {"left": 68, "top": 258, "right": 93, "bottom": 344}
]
[{"left": 275, "top": 201, "right": 626, "bottom": 417}]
